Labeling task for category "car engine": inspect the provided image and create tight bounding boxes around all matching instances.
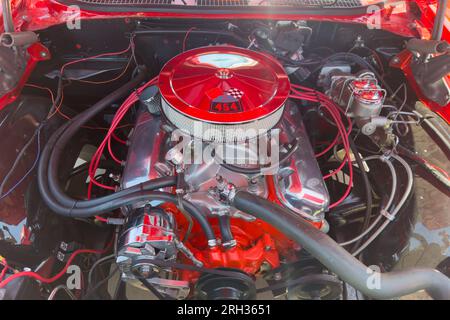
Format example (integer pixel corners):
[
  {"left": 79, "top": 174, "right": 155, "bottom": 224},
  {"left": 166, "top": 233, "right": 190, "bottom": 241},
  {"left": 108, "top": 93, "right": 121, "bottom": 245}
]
[
  {"left": 115, "top": 47, "right": 331, "bottom": 298},
  {"left": 0, "top": 17, "right": 449, "bottom": 301}
]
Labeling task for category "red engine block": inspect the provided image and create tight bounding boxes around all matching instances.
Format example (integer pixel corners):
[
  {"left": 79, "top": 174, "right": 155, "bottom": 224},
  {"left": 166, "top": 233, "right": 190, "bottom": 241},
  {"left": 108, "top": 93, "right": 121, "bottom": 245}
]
[{"left": 162, "top": 177, "right": 323, "bottom": 283}]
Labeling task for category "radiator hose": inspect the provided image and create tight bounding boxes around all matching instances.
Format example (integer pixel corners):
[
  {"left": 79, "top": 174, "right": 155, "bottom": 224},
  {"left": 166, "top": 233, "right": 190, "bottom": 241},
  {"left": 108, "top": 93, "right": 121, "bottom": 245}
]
[{"left": 231, "top": 191, "right": 450, "bottom": 300}]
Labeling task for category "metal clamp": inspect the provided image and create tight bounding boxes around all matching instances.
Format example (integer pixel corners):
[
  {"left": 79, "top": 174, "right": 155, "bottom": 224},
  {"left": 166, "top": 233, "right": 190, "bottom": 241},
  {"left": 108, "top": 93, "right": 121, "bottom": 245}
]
[{"left": 381, "top": 209, "right": 395, "bottom": 221}]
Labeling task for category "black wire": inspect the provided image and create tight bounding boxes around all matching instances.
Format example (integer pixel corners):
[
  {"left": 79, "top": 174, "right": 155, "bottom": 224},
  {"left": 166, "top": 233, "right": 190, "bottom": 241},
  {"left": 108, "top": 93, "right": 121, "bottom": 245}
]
[
  {"left": 112, "top": 277, "right": 125, "bottom": 300},
  {"left": 0, "top": 124, "right": 42, "bottom": 196},
  {"left": 305, "top": 52, "right": 394, "bottom": 95},
  {"left": 83, "top": 267, "right": 119, "bottom": 300},
  {"left": 87, "top": 255, "right": 115, "bottom": 288},
  {"left": 348, "top": 137, "right": 373, "bottom": 253},
  {"left": 132, "top": 270, "right": 174, "bottom": 300}
]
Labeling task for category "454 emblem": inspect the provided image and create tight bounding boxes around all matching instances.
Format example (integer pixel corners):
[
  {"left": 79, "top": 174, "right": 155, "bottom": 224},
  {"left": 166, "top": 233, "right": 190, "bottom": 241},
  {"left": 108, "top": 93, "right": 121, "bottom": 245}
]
[{"left": 210, "top": 88, "right": 244, "bottom": 113}]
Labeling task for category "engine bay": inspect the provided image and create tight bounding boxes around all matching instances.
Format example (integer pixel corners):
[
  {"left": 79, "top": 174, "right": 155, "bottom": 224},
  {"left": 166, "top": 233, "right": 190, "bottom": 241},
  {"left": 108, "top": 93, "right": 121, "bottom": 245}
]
[{"left": 0, "top": 18, "right": 449, "bottom": 300}]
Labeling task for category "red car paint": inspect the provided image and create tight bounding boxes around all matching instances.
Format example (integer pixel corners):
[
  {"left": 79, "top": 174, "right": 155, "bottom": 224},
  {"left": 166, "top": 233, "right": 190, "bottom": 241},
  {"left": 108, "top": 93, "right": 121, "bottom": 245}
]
[
  {"left": 0, "top": 0, "right": 448, "bottom": 121},
  {"left": 0, "top": 3, "right": 446, "bottom": 295},
  {"left": 0, "top": 1, "right": 448, "bottom": 231},
  {"left": 0, "top": 2, "right": 445, "bottom": 224}
]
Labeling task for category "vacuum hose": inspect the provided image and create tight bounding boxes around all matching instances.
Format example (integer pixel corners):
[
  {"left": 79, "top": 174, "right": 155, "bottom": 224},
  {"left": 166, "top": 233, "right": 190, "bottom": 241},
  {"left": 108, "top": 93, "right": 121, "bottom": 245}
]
[
  {"left": 231, "top": 191, "right": 450, "bottom": 300},
  {"left": 218, "top": 215, "right": 235, "bottom": 247}
]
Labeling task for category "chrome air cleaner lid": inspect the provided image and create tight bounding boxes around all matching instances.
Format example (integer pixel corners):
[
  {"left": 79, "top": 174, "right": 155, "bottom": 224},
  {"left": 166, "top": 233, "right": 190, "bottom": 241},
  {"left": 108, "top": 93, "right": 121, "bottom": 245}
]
[{"left": 158, "top": 46, "right": 290, "bottom": 142}]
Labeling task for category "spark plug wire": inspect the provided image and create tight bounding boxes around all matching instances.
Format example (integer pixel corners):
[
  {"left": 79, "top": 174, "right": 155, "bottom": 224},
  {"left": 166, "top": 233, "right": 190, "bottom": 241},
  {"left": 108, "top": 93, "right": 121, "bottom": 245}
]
[
  {"left": 289, "top": 84, "right": 353, "bottom": 209},
  {"left": 87, "top": 76, "right": 158, "bottom": 197}
]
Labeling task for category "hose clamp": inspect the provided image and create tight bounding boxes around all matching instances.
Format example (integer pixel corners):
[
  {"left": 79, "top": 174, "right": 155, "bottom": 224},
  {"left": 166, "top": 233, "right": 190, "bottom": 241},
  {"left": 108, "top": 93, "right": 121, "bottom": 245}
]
[
  {"left": 381, "top": 209, "right": 395, "bottom": 221},
  {"left": 207, "top": 239, "right": 218, "bottom": 248}
]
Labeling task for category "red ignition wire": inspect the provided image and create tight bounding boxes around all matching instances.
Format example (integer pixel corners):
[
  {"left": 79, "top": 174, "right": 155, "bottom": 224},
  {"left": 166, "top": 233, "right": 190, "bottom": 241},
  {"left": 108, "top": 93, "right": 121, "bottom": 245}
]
[
  {"left": 87, "top": 76, "right": 158, "bottom": 198},
  {"left": 0, "top": 248, "right": 106, "bottom": 289},
  {"left": 24, "top": 84, "right": 56, "bottom": 106},
  {"left": 111, "top": 133, "right": 127, "bottom": 145},
  {"left": 95, "top": 216, "right": 108, "bottom": 223},
  {"left": 59, "top": 38, "right": 134, "bottom": 79},
  {"left": 289, "top": 84, "right": 354, "bottom": 209},
  {"left": 182, "top": 27, "right": 197, "bottom": 52},
  {"left": 315, "top": 133, "right": 339, "bottom": 158},
  {"left": 107, "top": 136, "right": 123, "bottom": 165},
  {"left": 0, "top": 261, "right": 9, "bottom": 283}
]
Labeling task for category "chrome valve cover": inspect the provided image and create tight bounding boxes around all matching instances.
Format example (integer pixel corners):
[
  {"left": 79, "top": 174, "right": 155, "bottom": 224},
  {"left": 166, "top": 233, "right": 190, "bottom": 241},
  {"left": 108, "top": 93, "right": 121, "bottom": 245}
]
[{"left": 121, "top": 100, "right": 329, "bottom": 223}]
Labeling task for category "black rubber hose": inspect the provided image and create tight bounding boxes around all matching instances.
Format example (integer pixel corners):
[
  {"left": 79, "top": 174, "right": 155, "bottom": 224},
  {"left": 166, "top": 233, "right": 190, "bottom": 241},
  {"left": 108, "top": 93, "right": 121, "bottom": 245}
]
[
  {"left": 39, "top": 187, "right": 216, "bottom": 242},
  {"left": 218, "top": 216, "right": 234, "bottom": 245},
  {"left": 38, "top": 68, "right": 173, "bottom": 206},
  {"left": 231, "top": 191, "right": 450, "bottom": 300},
  {"left": 36, "top": 69, "right": 216, "bottom": 242},
  {"left": 419, "top": 54, "right": 450, "bottom": 85},
  {"left": 412, "top": 107, "right": 450, "bottom": 157},
  {"left": 396, "top": 145, "right": 450, "bottom": 192},
  {"left": 348, "top": 137, "right": 373, "bottom": 253},
  {"left": 39, "top": 130, "right": 176, "bottom": 208},
  {"left": 422, "top": 116, "right": 450, "bottom": 154},
  {"left": 44, "top": 67, "right": 148, "bottom": 208}
]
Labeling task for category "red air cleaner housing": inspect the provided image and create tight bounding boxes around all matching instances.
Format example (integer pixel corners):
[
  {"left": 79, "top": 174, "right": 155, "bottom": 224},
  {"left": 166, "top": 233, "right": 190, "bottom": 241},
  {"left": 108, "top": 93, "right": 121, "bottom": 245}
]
[{"left": 158, "top": 46, "right": 290, "bottom": 142}]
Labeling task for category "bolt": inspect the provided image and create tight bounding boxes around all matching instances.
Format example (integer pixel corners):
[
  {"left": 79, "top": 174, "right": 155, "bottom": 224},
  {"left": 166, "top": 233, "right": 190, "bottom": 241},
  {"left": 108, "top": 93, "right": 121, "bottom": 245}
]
[
  {"left": 391, "top": 57, "right": 400, "bottom": 64},
  {"left": 40, "top": 51, "right": 48, "bottom": 58},
  {"left": 216, "top": 175, "right": 227, "bottom": 191},
  {"left": 139, "top": 265, "right": 153, "bottom": 278},
  {"left": 208, "top": 187, "right": 216, "bottom": 196},
  {"left": 273, "top": 272, "right": 282, "bottom": 281},
  {"left": 260, "top": 261, "right": 272, "bottom": 272},
  {"left": 248, "top": 177, "right": 259, "bottom": 193},
  {"left": 109, "top": 173, "right": 121, "bottom": 182}
]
